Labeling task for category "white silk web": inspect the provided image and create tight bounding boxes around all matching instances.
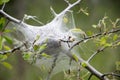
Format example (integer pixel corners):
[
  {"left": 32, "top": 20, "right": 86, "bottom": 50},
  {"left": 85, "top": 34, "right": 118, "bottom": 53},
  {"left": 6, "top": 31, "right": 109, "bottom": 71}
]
[{"left": 7, "top": 0, "right": 84, "bottom": 79}]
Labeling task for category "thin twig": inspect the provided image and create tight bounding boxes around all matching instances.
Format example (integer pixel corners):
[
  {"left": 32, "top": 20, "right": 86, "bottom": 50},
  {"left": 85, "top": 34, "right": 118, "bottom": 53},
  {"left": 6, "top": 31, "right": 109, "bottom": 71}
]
[
  {"left": 0, "top": 44, "right": 24, "bottom": 55},
  {"left": 102, "top": 73, "right": 120, "bottom": 78},
  {"left": 87, "top": 47, "right": 106, "bottom": 62},
  {"left": 70, "top": 28, "right": 120, "bottom": 50},
  {"left": 87, "top": 39, "right": 120, "bottom": 62},
  {"left": 88, "top": 73, "right": 93, "bottom": 80},
  {"left": 47, "top": 54, "right": 59, "bottom": 80}
]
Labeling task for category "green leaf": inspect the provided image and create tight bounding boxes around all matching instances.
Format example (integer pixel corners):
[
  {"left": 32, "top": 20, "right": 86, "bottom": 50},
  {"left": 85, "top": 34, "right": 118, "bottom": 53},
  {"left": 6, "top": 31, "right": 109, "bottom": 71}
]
[
  {"left": 86, "top": 31, "right": 93, "bottom": 36},
  {"left": 23, "top": 53, "right": 31, "bottom": 61},
  {"left": 113, "top": 34, "right": 118, "bottom": 41},
  {"left": 0, "top": 0, "right": 9, "bottom": 5},
  {"left": 36, "top": 35, "right": 40, "bottom": 41},
  {"left": 1, "top": 62, "right": 12, "bottom": 70},
  {"left": 0, "top": 36, "right": 3, "bottom": 50},
  {"left": 72, "top": 54, "right": 78, "bottom": 62},
  {"left": 38, "top": 43, "right": 47, "bottom": 53},
  {"left": 71, "top": 28, "right": 86, "bottom": 36},
  {"left": 116, "top": 61, "right": 120, "bottom": 71},
  {"left": 4, "top": 45, "right": 11, "bottom": 50},
  {"left": 41, "top": 53, "right": 51, "bottom": 58},
  {"left": 0, "top": 17, "right": 6, "bottom": 31},
  {"left": 4, "top": 29, "right": 12, "bottom": 33},
  {"left": 3, "top": 36, "right": 13, "bottom": 44},
  {"left": 0, "top": 54, "right": 7, "bottom": 61},
  {"left": 33, "top": 45, "right": 39, "bottom": 51},
  {"left": 99, "top": 37, "right": 107, "bottom": 46},
  {"left": 63, "top": 17, "right": 68, "bottom": 23},
  {"left": 92, "top": 25, "right": 97, "bottom": 28},
  {"left": 81, "top": 62, "right": 87, "bottom": 67}
]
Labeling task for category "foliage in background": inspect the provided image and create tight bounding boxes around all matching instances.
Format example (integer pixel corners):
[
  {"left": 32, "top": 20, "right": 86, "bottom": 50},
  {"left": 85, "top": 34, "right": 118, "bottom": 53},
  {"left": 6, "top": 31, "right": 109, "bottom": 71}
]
[{"left": 0, "top": 0, "right": 120, "bottom": 80}]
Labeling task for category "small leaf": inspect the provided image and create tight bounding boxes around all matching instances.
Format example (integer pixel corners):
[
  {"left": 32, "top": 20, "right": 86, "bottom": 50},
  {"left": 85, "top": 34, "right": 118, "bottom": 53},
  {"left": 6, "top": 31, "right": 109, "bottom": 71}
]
[
  {"left": 0, "top": 17, "right": 6, "bottom": 31},
  {"left": 0, "top": 36, "right": 3, "bottom": 50},
  {"left": 81, "top": 62, "right": 87, "bottom": 67},
  {"left": 113, "top": 34, "right": 118, "bottom": 41},
  {"left": 72, "top": 54, "right": 78, "bottom": 62},
  {"left": 4, "top": 29, "right": 12, "bottom": 33},
  {"left": 99, "top": 37, "right": 107, "bottom": 46},
  {"left": 41, "top": 53, "right": 51, "bottom": 58},
  {"left": 36, "top": 35, "right": 40, "bottom": 41},
  {"left": 117, "top": 42, "right": 120, "bottom": 46},
  {"left": 104, "top": 43, "right": 111, "bottom": 47},
  {"left": 4, "top": 45, "right": 11, "bottom": 50},
  {"left": 23, "top": 53, "right": 31, "bottom": 61},
  {"left": 86, "top": 31, "right": 93, "bottom": 36},
  {"left": 116, "top": 61, "right": 120, "bottom": 71},
  {"left": 92, "top": 25, "right": 97, "bottom": 28},
  {"left": 71, "top": 28, "right": 85, "bottom": 34},
  {"left": 33, "top": 45, "right": 39, "bottom": 51},
  {"left": 1, "top": 62, "right": 12, "bottom": 70},
  {"left": 3, "top": 36, "right": 13, "bottom": 44},
  {"left": 0, "top": 54, "right": 7, "bottom": 61},
  {"left": 38, "top": 43, "right": 47, "bottom": 53},
  {"left": 63, "top": 17, "right": 68, "bottom": 23}
]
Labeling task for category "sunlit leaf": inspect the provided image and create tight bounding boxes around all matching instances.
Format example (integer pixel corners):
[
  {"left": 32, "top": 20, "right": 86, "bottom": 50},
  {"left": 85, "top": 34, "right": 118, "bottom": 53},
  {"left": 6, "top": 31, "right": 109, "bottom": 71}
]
[
  {"left": 72, "top": 54, "right": 78, "bottom": 62},
  {"left": 4, "top": 29, "right": 12, "bottom": 33},
  {"left": 1, "top": 62, "right": 12, "bottom": 70},
  {"left": 0, "top": 54, "right": 7, "bottom": 61},
  {"left": 0, "top": 17, "right": 6, "bottom": 31},
  {"left": 41, "top": 53, "right": 51, "bottom": 58},
  {"left": 92, "top": 25, "right": 97, "bottom": 28},
  {"left": 63, "top": 17, "right": 69, "bottom": 23},
  {"left": 38, "top": 43, "right": 47, "bottom": 53},
  {"left": 113, "top": 34, "right": 118, "bottom": 41},
  {"left": 33, "top": 45, "right": 39, "bottom": 51},
  {"left": 99, "top": 37, "right": 107, "bottom": 46},
  {"left": 116, "top": 61, "right": 120, "bottom": 71},
  {"left": 23, "top": 52, "right": 31, "bottom": 61},
  {"left": 71, "top": 28, "right": 85, "bottom": 34},
  {"left": 36, "top": 35, "right": 40, "bottom": 41},
  {"left": 104, "top": 43, "right": 112, "bottom": 47},
  {"left": 4, "top": 45, "right": 11, "bottom": 50},
  {"left": 81, "top": 62, "right": 87, "bottom": 67},
  {"left": 86, "top": 31, "right": 93, "bottom": 36},
  {"left": 0, "top": 36, "right": 3, "bottom": 50}
]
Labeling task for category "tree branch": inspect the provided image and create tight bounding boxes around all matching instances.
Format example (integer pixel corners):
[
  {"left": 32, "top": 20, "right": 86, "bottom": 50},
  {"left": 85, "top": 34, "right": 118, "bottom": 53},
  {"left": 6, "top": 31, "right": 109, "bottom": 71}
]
[
  {"left": 0, "top": 0, "right": 119, "bottom": 80},
  {"left": 102, "top": 72, "right": 120, "bottom": 78},
  {"left": 0, "top": 10, "right": 21, "bottom": 24},
  {"left": 70, "top": 28, "right": 120, "bottom": 50},
  {"left": 87, "top": 39, "right": 120, "bottom": 62},
  {"left": 0, "top": 44, "right": 24, "bottom": 55}
]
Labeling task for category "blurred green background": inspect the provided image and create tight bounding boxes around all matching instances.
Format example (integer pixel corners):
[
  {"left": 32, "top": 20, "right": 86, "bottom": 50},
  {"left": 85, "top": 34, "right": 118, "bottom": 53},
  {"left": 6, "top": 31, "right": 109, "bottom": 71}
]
[{"left": 0, "top": 0, "right": 120, "bottom": 80}]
